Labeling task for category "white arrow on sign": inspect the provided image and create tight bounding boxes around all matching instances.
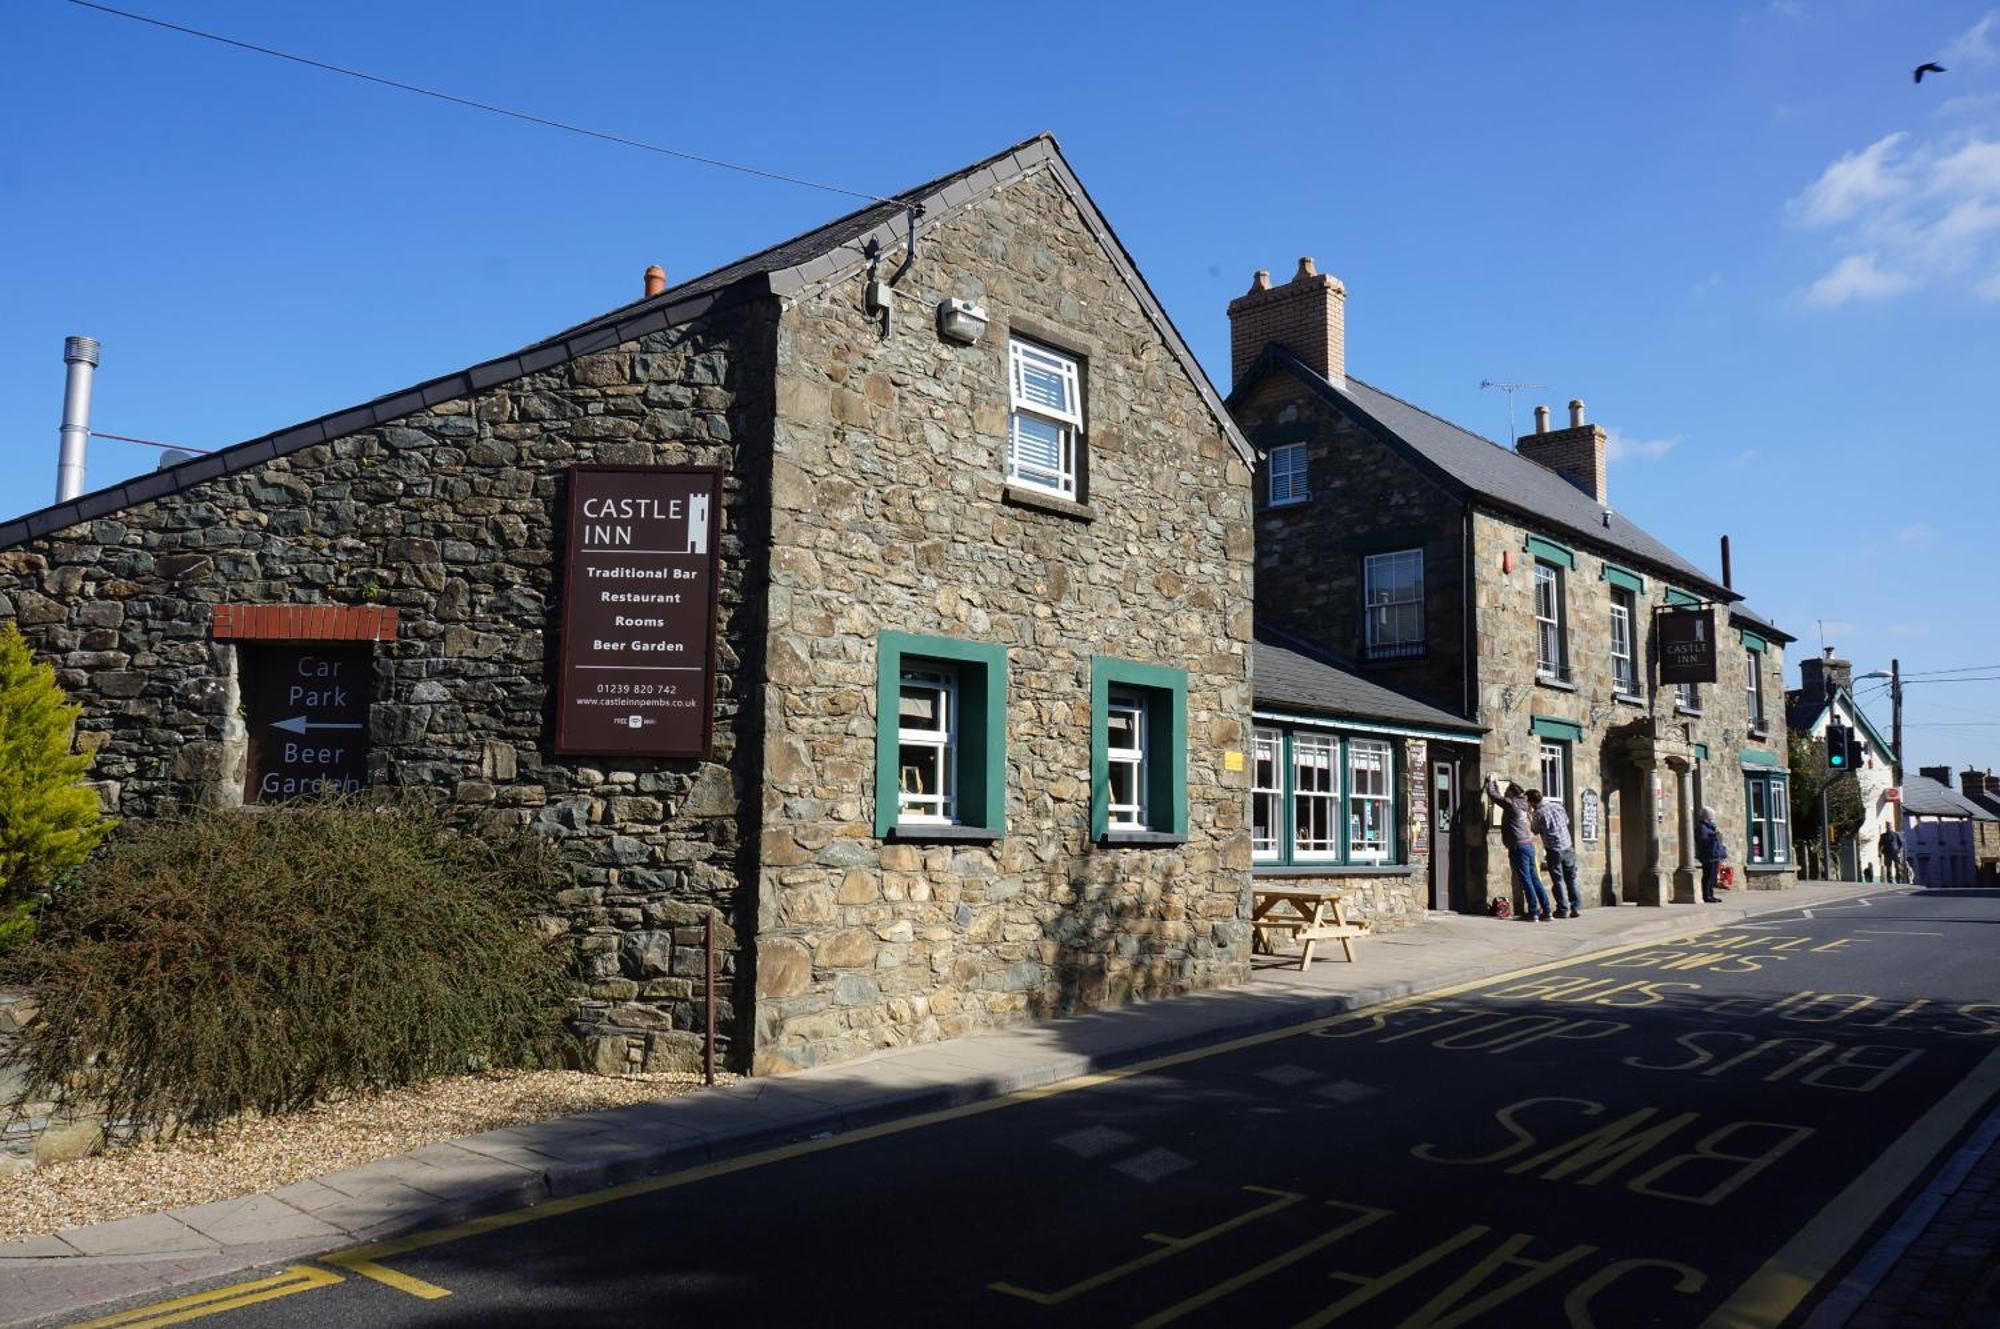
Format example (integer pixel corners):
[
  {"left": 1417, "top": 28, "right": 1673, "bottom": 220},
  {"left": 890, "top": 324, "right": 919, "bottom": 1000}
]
[{"left": 271, "top": 715, "right": 364, "bottom": 734}]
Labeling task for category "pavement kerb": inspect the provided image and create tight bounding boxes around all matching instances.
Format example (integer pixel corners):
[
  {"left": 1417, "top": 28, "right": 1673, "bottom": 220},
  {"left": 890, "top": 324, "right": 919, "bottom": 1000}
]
[{"left": 0, "top": 880, "right": 1887, "bottom": 1328}]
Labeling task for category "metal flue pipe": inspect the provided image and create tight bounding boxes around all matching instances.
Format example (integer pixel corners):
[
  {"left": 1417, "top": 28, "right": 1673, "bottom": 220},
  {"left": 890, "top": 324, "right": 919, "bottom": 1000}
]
[{"left": 57, "top": 336, "right": 100, "bottom": 502}]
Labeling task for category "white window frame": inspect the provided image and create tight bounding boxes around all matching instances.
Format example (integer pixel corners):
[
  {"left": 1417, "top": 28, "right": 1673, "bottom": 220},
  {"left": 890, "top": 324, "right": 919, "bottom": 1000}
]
[
  {"left": 1105, "top": 691, "right": 1147, "bottom": 830},
  {"left": 1609, "top": 588, "right": 1638, "bottom": 697},
  {"left": 1745, "top": 650, "right": 1765, "bottom": 730},
  {"left": 1746, "top": 771, "right": 1789, "bottom": 865},
  {"left": 1534, "top": 562, "right": 1567, "bottom": 680},
  {"left": 1291, "top": 732, "right": 1341, "bottom": 861},
  {"left": 1268, "top": 443, "right": 1308, "bottom": 505},
  {"left": 1365, "top": 549, "right": 1425, "bottom": 659},
  {"left": 1676, "top": 681, "right": 1701, "bottom": 713},
  {"left": 1251, "top": 727, "right": 1284, "bottom": 862},
  {"left": 896, "top": 670, "right": 957, "bottom": 825},
  {"left": 1346, "top": 738, "right": 1393, "bottom": 862},
  {"left": 1007, "top": 338, "right": 1082, "bottom": 499},
  {"left": 1539, "top": 739, "right": 1569, "bottom": 807}
]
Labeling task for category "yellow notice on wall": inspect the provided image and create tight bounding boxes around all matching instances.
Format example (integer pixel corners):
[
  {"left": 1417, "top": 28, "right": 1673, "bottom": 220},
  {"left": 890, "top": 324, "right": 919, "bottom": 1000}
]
[{"left": 1224, "top": 750, "right": 1246, "bottom": 772}]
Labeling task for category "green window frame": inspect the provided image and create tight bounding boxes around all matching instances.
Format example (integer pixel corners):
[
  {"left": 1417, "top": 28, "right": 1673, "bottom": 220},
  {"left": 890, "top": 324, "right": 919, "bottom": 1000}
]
[
  {"left": 874, "top": 631, "right": 1007, "bottom": 838},
  {"left": 1250, "top": 722, "right": 1404, "bottom": 869},
  {"left": 1091, "top": 657, "right": 1187, "bottom": 843},
  {"left": 1601, "top": 562, "right": 1647, "bottom": 595},
  {"left": 1524, "top": 534, "right": 1576, "bottom": 569},
  {"left": 1745, "top": 771, "right": 1791, "bottom": 865}
]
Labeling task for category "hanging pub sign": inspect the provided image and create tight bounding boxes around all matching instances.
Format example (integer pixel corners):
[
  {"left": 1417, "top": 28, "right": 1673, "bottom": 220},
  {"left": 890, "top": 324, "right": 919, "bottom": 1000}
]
[
  {"left": 555, "top": 465, "right": 723, "bottom": 758},
  {"left": 1657, "top": 606, "right": 1718, "bottom": 685}
]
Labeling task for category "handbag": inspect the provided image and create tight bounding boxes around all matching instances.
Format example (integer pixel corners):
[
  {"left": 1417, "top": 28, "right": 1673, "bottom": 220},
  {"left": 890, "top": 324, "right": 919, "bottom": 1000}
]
[{"left": 1718, "top": 863, "right": 1735, "bottom": 890}]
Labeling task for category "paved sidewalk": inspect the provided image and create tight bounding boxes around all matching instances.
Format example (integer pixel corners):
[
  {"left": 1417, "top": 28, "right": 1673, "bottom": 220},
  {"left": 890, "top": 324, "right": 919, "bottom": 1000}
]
[{"left": 0, "top": 880, "right": 1882, "bottom": 1326}]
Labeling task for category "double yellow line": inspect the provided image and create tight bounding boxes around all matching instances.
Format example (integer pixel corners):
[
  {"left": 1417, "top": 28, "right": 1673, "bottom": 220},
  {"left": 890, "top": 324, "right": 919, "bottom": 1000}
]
[{"left": 76, "top": 1267, "right": 343, "bottom": 1328}]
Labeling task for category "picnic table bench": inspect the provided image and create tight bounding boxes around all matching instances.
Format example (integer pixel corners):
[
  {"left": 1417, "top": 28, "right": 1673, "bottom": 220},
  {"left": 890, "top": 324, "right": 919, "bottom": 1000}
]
[{"left": 1251, "top": 885, "right": 1369, "bottom": 970}]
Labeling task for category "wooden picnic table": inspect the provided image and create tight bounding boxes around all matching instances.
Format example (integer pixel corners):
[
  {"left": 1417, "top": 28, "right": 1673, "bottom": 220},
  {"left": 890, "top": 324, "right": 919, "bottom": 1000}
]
[{"left": 1251, "top": 885, "right": 1369, "bottom": 971}]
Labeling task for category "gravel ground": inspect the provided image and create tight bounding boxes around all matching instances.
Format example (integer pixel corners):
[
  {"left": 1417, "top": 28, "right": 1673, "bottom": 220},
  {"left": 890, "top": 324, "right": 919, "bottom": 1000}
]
[{"left": 0, "top": 1069, "right": 732, "bottom": 1244}]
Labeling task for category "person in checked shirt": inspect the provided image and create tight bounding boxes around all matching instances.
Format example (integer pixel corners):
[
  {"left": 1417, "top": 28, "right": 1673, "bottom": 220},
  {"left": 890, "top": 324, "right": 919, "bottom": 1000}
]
[{"left": 1528, "top": 789, "right": 1581, "bottom": 918}]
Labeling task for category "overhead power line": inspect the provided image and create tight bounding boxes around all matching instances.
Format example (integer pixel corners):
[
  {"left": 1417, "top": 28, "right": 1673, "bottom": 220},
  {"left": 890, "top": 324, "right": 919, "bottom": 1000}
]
[{"left": 66, "top": 0, "right": 895, "bottom": 204}]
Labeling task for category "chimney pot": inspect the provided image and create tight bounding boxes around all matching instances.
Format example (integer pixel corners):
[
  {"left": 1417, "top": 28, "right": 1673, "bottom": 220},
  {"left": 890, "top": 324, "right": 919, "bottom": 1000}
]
[
  {"left": 1533, "top": 405, "right": 1549, "bottom": 434},
  {"left": 1294, "top": 257, "right": 1318, "bottom": 281},
  {"left": 1248, "top": 269, "right": 1271, "bottom": 293},
  {"left": 1569, "top": 399, "right": 1586, "bottom": 428},
  {"left": 643, "top": 264, "right": 667, "bottom": 298},
  {"left": 1226, "top": 257, "right": 1347, "bottom": 390}
]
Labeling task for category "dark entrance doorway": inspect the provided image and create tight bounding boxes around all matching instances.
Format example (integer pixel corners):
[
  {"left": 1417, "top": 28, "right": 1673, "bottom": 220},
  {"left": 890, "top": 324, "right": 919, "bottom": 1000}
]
[{"left": 1430, "top": 752, "right": 1461, "bottom": 911}]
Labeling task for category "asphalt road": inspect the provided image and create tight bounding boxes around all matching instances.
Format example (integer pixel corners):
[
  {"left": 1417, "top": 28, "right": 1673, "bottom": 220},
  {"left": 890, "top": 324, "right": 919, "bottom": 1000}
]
[{"left": 113, "top": 889, "right": 2000, "bottom": 1329}]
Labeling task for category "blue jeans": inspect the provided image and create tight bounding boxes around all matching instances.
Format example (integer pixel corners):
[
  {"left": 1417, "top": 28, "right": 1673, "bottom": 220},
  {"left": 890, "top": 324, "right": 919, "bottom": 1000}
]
[
  {"left": 1509, "top": 842, "right": 1552, "bottom": 918},
  {"left": 1701, "top": 860, "right": 1721, "bottom": 900},
  {"left": 1546, "top": 849, "right": 1580, "bottom": 913}
]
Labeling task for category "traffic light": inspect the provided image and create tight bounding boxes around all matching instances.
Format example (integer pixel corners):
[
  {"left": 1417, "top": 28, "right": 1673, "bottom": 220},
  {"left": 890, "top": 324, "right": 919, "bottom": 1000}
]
[
  {"left": 1845, "top": 727, "right": 1865, "bottom": 770},
  {"left": 1826, "top": 723, "right": 1851, "bottom": 769}
]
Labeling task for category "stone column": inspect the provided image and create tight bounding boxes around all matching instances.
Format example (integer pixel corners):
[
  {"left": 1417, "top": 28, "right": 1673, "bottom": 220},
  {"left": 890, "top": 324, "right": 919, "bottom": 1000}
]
[
  {"left": 1630, "top": 758, "right": 1670, "bottom": 906},
  {"left": 1671, "top": 759, "right": 1698, "bottom": 903}
]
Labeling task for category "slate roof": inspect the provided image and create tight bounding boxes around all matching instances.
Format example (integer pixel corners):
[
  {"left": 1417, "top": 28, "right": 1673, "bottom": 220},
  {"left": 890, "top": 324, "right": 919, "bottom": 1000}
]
[
  {"left": 1, "top": 134, "right": 1249, "bottom": 550},
  {"left": 1729, "top": 604, "right": 1796, "bottom": 644},
  {"left": 1899, "top": 774, "right": 1998, "bottom": 820},
  {"left": 1253, "top": 627, "right": 1483, "bottom": 734},
  {"left": 1234, "top": 347, "right": 1739, "bottom": 603}
]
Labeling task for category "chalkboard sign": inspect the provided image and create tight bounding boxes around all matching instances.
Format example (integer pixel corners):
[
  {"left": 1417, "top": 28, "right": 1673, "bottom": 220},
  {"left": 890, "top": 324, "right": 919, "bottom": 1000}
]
[
  {"left": 1658, "top": 607, "right": 1717, "bottom": 684},
  {"left": 1580, "top": 788, "right": 1601, "bottom": 843},
  {"left": 243, "top": 645, "right": 372, "bottom": 801},
  {"left": 555, "top": 465, "right": 723, "bottom": 757}
]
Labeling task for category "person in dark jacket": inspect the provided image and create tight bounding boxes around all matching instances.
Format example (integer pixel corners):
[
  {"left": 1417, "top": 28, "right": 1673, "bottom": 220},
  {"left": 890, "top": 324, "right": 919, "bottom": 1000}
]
[
  {"left": 1880, "top": 827, "right": 1906, "bottom": 884},
  {"left": 1487, "top": 776, "right": 1553, "bottom": 921},
  {"left": 1695, "top": 806, "right": 1728, "bottom": 903}
]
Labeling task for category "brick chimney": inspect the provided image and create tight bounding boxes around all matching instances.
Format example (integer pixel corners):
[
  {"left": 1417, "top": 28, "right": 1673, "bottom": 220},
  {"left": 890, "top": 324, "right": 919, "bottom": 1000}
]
[
  {"left": 1799, "top": 648, "right": 1853, "bottom": 702},
  {"left": 1227, "top": 258, "right": 1347, "bottom": 390},
  {"left": 1920, "top": 764, "right": 1953, "bottom": 787},
  {"left": 1960, "top": 769, "right": 1997, "bottom": 803},
  {"left": 1515, "top": 398, "right": 1608, "bottom": 504}
]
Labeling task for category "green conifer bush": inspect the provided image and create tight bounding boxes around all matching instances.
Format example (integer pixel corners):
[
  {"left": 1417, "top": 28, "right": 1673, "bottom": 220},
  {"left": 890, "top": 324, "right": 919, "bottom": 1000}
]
[{"left": 0, "top": 622, "right": 108, "bottom": 950}]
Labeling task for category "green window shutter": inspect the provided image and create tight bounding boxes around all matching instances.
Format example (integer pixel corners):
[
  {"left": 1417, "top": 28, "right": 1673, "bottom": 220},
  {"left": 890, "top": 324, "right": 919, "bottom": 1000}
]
[
  {"left": 875, "top": 631, "right": 1008, "bottom": 837},
  {"left": 1092, "top": 657, "right": 1189, "bottom": 839},
  {"left": 1524, "top": 535, "right": 1576, "bottom": 569},
  {"left": 1664, "top": 587, "right": 1701, "bottom": 608},
  {"left": 1738, "top": 628, "right": 1769, "bottom": 653},
  {"left": 1601, "top": 562, "right": 1647, "bottom": 594},
  {"left": 1531, "top": 715, "right": 1584, "bottom": 742},
  {"left": 1694, "top": 743, "right": 1709, "bottom": 760}
]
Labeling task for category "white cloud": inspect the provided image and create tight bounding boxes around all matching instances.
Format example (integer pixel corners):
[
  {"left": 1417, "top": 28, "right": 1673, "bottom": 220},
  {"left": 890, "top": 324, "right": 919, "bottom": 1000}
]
[
  {"left": 1789, "top": 128, "right": 2000, "bottom": 306},
  {"left": 1728, "top": 447, "right": 1764, "bottom": 468},
  {"left": 1603, "top": 429, "right": 1678, "bottom": 463},
  {"left": 1939, "top": 90, "right": 2000, "bottom": 118},
  {"left": 1898, "top": 522, "right": 1938, "bottom": 545},
  {"left": 1804, "top": 253, "right": 1914, "bottom": 306},
  {"left": 1944, "top": 11, "right": 1999, "bottom": 67}
]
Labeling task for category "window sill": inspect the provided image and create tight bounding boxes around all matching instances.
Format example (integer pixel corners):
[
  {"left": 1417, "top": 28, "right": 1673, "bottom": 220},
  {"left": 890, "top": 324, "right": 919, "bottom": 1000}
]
[
  {"left": 1254, "top": 863, "right": 1414, "bottom": 878},
  {"left": 1744, "top": 862, "right": 1793, "bottom": 875},
  {"left": 1364, "top": 647, "right": 1427, "bottom": 664},
  {"left": 1613, "top": 692, "right": 1647, "bottom": 707},
  {"left": 1535, "top": 675, "right": 1578, "bottom": 693},
  {"left": 1099, "top": 830, "right": 1187, "bottom": 848},
  {"left": 1266, "top": 495, "right": 1310, "bottom": 509},
  {"left": 1002, "top": 485, "right": 1095, "bottom": 522},
  {"left": 887, "top": 824, "right": 1002, "bottom": 844},
  {"left": 1674, "top": 705, "right": 1704, "bottom": 718},
  {"left": 1748, "top": 727, "right": 1770, "bottom": 741}
]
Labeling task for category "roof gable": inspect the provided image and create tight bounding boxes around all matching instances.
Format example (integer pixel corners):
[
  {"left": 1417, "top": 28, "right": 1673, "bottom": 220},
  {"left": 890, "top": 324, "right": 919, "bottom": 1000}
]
[
  {"left": 1, "top": 135, "right": 1248, "bottom": 550},
  {"left": 1230, "top": 347, "right": 1735, "bottom": 601}
]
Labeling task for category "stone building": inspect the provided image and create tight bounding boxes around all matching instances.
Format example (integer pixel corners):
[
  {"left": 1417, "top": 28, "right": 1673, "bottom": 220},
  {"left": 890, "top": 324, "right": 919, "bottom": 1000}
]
[
  {"left": 1225, "top": 260, "right": 1799, "bottom": 912},
  {"left": 1953, "top": 768, "right": 2000, "bottom": 884},
  {"left": 0, "top": 135, "right": 1258, "bottom": 1074},
  {"left": 1251, "top": 628, "right": 1485, "bottom": 928},
  {"left": 1785, "top": 650, "right": 1899, "bottom": 880}
]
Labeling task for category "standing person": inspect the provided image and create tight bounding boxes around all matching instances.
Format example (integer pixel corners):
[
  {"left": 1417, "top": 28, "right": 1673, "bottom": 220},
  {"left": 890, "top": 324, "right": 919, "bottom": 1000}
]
[
  {"left": 1529, "top": 790, "right": 1581, "bottom": 918},
  {"left": 1880, "top": 826, "right": 1906, "bottom": 884},
  {"left": 1695, "top": 806, "right": 1728, "bottom": 904},
  {"left": 1486, "top": 775, "right": 1553, "bottom": 921}
]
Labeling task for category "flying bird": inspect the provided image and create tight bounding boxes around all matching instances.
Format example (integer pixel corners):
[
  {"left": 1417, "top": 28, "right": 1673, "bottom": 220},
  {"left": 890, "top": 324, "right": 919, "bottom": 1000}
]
[{"left": 1913, "top": 62, "right": 1946, "bottom": 83}]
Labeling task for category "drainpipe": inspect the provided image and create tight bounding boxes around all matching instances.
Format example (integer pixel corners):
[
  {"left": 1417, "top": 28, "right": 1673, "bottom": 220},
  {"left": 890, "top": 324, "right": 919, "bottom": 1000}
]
[{"left": 57, "top": 335, "right": 100, "bottom": 503}]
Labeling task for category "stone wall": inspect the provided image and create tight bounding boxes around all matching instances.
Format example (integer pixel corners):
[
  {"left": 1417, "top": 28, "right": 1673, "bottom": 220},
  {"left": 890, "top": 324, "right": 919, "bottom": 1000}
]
[
  {"left": 0, "top": 303, "right": 778, "bottom": 1072},
  {"left": 1466, "top": 510, "right": 1795, "bottom": 906},
  {"left": 752, "top": 164, "right": 1256, "bottom": 1071},
  {"left": 1232, "top": 375, "right": 1470, "bottom": 718}
]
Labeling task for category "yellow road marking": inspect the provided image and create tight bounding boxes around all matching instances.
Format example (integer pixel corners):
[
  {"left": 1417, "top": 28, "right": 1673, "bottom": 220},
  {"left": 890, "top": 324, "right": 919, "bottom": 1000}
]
[
  {"left": 324, "top": 930, "right": 1709, "bottom": 1296},
  {"left": 1701, "top": 1042, "right": 2000, "bottom": 1329},
  {"left": 74, "top": 1266, "right": 342, "bottom": 1328},
  {"left": 320, "top": 1257, "right": 451, "bottom": 1300}
]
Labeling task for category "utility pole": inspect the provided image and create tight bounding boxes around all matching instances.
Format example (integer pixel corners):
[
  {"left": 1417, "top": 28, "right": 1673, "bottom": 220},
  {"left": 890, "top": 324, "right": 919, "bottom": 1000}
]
[
  {"left": 1890, "top": 658, "right": 1903, "bottom": 788},
  {"left": 1821, "top": 667, "right": 1835, "bottom": 881}
]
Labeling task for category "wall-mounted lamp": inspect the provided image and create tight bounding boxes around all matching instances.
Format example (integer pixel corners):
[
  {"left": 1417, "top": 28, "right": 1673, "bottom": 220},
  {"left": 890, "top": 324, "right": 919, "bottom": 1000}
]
[{"left": 937, "top": 298, "right": 988, "bottom": 345}]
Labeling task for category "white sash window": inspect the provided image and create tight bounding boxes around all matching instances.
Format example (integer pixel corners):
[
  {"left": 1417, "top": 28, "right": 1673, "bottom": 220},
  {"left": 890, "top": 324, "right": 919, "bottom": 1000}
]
[{"left": 1008, "top": 338, "right": 1081, "bottom": 498}]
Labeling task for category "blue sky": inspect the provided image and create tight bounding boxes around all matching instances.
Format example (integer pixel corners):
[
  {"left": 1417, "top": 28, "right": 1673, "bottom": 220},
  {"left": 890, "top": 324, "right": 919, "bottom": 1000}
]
[{"left": 3, "top": 1, "right": 1996, "bottom": 776}]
